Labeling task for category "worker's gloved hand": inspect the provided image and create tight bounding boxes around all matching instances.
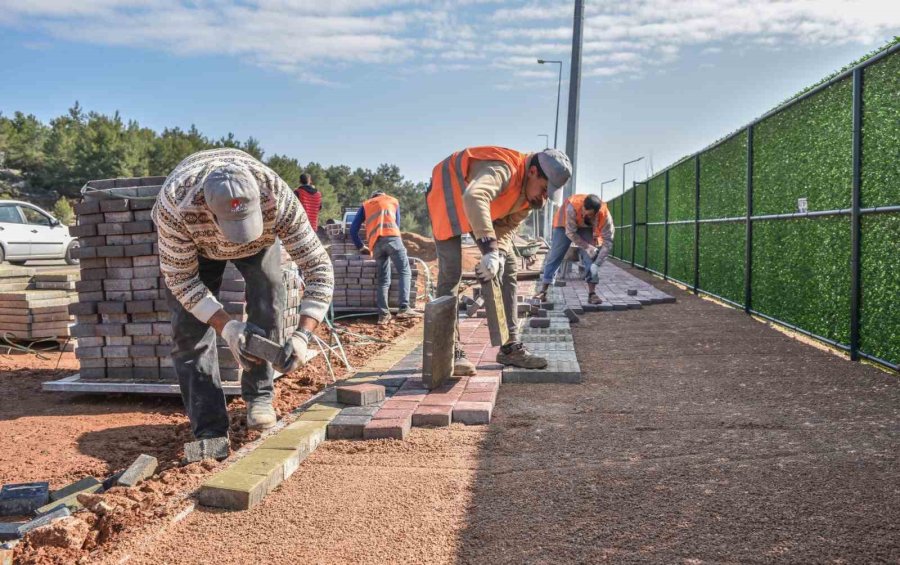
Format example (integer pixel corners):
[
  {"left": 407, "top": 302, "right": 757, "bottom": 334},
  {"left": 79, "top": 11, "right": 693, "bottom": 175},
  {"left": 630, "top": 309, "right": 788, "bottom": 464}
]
[
  {"left": 275, "top": 329, "right": 311, "bottom": 374},
  {"left": 359, "top": 246, "right": 371, "bottom": 256},
  {"left": 475, "top": 250, "right": 503, "bottom": 282},
  {"left": 589, "top": 263, "right": 601, "bottom": 281},
  {"left": 586, "top": 245, "right": 599, "bottom": 260},
  {"left": 221, "top": 320, "right": 265, "bottom": 371}
]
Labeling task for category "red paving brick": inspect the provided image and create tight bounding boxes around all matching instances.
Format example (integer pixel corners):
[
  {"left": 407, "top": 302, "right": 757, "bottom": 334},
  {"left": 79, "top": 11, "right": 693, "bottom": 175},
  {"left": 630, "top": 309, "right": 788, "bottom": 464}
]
[
  {"left": 459, "top": 391, "right": 496, "bottom": 403},
  {"left": 453, "top": 401, "right": 493, "bottom": 425},
  {"left": 363, "top": 417, "right": 411, "bottom": 440},
  {"left": 412, "top": 405, "right": 453, "bottom": 427},
  {"left": 373, "top": 408, "right": 415, "bottom": 420}
]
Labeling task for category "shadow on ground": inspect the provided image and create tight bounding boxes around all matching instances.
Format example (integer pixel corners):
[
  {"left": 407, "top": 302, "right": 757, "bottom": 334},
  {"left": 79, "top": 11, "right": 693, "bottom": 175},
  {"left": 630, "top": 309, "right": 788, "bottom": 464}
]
[{"left": 455, "top": 266, "right": 900, "bottom": 563}]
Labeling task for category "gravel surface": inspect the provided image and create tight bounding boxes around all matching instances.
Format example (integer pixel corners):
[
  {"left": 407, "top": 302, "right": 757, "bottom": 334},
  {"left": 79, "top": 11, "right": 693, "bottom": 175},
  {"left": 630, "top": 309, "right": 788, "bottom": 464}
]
[{"left": 132, "top": 264, "right": 898, "bottom": 564}]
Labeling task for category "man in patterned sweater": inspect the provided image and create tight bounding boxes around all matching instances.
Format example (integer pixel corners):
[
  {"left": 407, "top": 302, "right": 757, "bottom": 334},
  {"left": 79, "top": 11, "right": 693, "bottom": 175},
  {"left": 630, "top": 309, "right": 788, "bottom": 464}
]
[{"left": 152, "top": 148, "right": 334, "bottom": 437}]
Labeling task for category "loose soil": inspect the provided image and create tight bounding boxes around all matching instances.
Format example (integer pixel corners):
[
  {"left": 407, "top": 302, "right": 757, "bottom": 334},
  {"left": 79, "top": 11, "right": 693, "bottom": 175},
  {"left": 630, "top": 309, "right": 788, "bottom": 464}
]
[
  {"left": 2, "top": 316, "right": 421, "bottom": 565},
  {"left": 125, "top": 264, "right": 897, "bottom": 564}
]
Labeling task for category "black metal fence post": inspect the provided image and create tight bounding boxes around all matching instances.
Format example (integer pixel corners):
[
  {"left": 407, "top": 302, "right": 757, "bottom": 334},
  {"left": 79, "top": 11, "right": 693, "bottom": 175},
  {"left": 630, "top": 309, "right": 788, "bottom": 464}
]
[
  {"left": 744, "top": 125, "right": 754, "bottom": 313},
  {"left": 850, "top": 68, "right": 863, "bottom": 360},
  {"left": 664, "top": 171, "right": 670, "bottom": 280},
  {"left": 631, "top": 182, "right": 637, "bottom": 267},
  {"left": 693, "top": 156, "right": 700, "bottom": 294}
]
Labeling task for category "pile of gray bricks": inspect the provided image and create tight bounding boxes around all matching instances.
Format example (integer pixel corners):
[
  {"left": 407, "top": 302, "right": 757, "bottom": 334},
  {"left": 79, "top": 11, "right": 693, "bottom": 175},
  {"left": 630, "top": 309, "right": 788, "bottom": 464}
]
[
  {"left": 67, "top": 177, "right": 308, "bottom": 382},
  {"left": 0, "top": 268, "right": 77, "bottom": 341},
  {"left": 327, "top": 227, "right": 419, "bottom": 311}
]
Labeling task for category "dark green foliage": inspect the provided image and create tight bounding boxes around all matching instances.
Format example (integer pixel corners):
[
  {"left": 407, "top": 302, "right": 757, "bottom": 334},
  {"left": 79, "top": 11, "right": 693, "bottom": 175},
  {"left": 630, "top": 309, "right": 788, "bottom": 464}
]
[
  {"left": 668, "top": 159, "right": 695, "bottom": 221},
  {"left": 647, "top": 174, "right": 665, "bottom": 222},
  {"left": 752, "top": 218, "right": 851, "bottom": 344},
  {"left": 634, "top": 225, "right": 646, "bottom": 267},
  {"left": 667, "top": 223, "right": 694, "bottom": 285},
  {"left": 700, "top": 132, "right": 747, "bottom": 219},
  {"left": 861, "top": 51, "right": 900, "bottom": 208},
  {"left": 699, "top": 223, "right": 745, "bottom": 304},
  {"left": 646, "top": 225, "right": 665, "bottom": 273},
  {"left": 620, "top": 226, "right": 632, "bottom": 262},
  {"left": 753, "top": 79, "right": 853, "bottom": 214},
  {"left": 860, "top": 214, "right": 900, "bottom": 365}
]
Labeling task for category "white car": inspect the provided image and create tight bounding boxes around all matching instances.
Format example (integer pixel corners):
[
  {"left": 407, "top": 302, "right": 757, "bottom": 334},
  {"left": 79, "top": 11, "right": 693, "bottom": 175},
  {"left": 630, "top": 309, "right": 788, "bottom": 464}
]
[{"left": 0, "top": 200, "right": 79, "bottom": 265}]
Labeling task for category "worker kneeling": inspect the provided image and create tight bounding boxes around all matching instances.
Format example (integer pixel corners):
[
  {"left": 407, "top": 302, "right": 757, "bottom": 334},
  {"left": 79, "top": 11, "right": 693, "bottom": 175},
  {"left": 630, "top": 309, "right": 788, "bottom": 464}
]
[
  {"left": 152, "top": 148, "right": 334, "bottom": 437},
  {"left": 428, "top": 146, "right": 572, "bottom": 375},
  {"left": 535, "top": 194, "right": 614, "bottom": 304},
  {"left": 350, "top": 191, "right": 422, "bottom": 325}
]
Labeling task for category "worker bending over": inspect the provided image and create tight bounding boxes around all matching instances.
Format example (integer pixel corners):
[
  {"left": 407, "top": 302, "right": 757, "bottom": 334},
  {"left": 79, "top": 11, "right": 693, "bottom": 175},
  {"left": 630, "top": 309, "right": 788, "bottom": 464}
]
[
  {"left": 428, "top": 146, "right": 572, "bottom": 375},
  {"left": 153, "top": 148, "right": 334, "bottom": 437},
  {"left": 350, "top": 191, "right": 422, "bottom": 325},
  {"left": 535, "top": 193, "right": 614, "bottom": 304}
]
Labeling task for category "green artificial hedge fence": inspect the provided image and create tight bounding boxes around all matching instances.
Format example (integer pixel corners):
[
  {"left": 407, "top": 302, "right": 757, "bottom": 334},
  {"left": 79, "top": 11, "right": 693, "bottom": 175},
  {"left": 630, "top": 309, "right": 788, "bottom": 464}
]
[
  {"left": 752, "top": 217, "right": 851, "bottom": 344},
  {"left": 860, "top": 215, "right": 900, "bottom": 364},
  {"left": 668, "top": 159, "right": 696, "bottom": 221},
  {"left": 699, "top": 223, "right": 745, "bottom": 304},
  {"left": 667, "top": 223, "right": 694, "bottom": 286},
  {"left": 646, "top": 225, "right": 665, "bottom": 273},
  {"left": 700, "top": 131, "right": 747, "bottom": 219},
  {"left": 634, "top": 182, "right": 647, "bottom": 266}
]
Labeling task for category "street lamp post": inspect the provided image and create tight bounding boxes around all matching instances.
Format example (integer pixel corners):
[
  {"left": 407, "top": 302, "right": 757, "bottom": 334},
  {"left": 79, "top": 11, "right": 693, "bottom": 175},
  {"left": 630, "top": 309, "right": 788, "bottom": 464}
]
[
  {"left": 600, "top": 178, "right": 617, "bottom": 201},
  {"left": 537, "top": 59, "right": 563, "bottom": 149},
  {"left": 622, "top": 157, "right": 644, "bottom": 197},
  {"left": 538, "top": 134, "right": 549, "bottom": 149}
]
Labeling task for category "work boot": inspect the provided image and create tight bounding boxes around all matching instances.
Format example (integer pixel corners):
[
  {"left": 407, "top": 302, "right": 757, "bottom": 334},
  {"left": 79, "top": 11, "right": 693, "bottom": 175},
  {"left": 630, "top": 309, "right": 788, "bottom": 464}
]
[
  {"left": 246, "top": 400, "right": 277, "bottom": 430},
  {"left": 377, "top": 312, "right": 392, "bottom": 325},
  {"left": 533, "top": 283, "right": 550, "bottom": 302},
  {"left": 588, "top": 292, "right": 603, "bottom": 305},
  {"left": 396, "top": 307, "right": 423, "bottom": 319},
  {"left": 453, "top": 348, "right": 477, "bottom": 376},
  {"left": 497, "top": 342, "right": 548, "bottom": 370}
]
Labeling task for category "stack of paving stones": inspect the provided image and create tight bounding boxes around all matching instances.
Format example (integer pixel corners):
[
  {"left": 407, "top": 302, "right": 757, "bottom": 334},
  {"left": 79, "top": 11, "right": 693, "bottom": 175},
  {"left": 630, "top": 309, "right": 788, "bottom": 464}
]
[
  {"left": 0, "top": 454, "right": 156, "bottom": 545},
  {"left": 328, "top": 228, "right": 420, "bottom": 311},
  {"left": 0, "top": 268, "right": 78, "bottom": 342},
  {"left": 67, "top": 181, "right": 309, "bottom": 383},
  {"left": 555, "top": 261, "right": 675, "bottom": 312}
]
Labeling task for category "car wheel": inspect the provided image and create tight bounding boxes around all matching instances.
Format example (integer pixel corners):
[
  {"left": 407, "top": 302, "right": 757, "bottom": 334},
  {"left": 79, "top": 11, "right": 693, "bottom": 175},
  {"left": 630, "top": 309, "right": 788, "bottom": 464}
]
[
  {"left": 65, "top": 241, "right": 80, "bottom": 265},
  {"left": 8, "top": 260, "right": 27, "bottom": 266}
]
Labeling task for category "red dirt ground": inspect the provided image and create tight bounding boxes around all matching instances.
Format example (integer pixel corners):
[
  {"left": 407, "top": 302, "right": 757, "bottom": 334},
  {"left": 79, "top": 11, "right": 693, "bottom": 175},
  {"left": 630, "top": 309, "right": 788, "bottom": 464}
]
[{"left": 1, "top": 316, "right": 421, "bottom": 565}]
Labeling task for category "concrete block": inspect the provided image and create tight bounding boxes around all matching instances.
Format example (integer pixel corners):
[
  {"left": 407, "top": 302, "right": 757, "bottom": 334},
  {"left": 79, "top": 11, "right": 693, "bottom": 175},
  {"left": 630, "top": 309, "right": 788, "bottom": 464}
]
[
  {"left": 197, "top": 469, "right": 268, "bottom": 511},
  {"left": 412, "top": 404, "right": 452, "bottom": 427},
  {"left": 49, "top": 477, "right": 100, "bottom": 502},
  {"left": 35, "top": 482, "right": 101, "bottom": 515},
  {"left": 245, "top": 333, "right": 284, "bottom": 365},
  {"left": 627, "top": 289, "right": 638, "bottom": 296},
  {"left": 227, "top": 449, "right": 294, "bottom": 493},
  {"left": 284, "top": 420, "right": 328, "bottom": 451},
  {"left": 0, "top": 482, "right": 49, "bottom": 516},
  {"left": 529, "top": 318, "right": 550, "bottom": 328},
  {"left": 338, "top": 405, "right": 380, "bottom": 417},
  {"left": 116, "top": 454, "right": 158, "bottom": 487},
  {"left": 326, "top": 415, "right": 371, "bottom": 439},
  {"left": 554, "top": 280, "right": 567, "bottom": 287},
  {"left": 363, "top": 417, "right": 410, "bottom": 440},
  {"left": 452, "top": 401, "right": 493, "bottom": 425},
  {"left": 0, "top": 522, "right": 24, "bottom": 542},
  {"left": 480, "top": 276, "right": 509, "bottom": 346},
  {"left": 563, "top": 308, "right": 580, "bottom": 323},
  {"left": 183, "top": 437, "right": 230, "bottom": 463},
  {"left": 336, "top": 383, "right": 385, "bottom": 406},
  {"left": 16, "top": 507, "right": 71, "bottom": 537},
  {"left": 422, "top": 295, "right": 457, "bottom": 390}
]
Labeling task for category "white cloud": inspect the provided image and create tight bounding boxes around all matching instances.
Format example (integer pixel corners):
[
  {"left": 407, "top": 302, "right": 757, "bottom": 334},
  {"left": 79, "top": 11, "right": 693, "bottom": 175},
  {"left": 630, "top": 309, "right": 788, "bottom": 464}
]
[{"left": 0, "top": 0, "right": 897, "bottom": 83}]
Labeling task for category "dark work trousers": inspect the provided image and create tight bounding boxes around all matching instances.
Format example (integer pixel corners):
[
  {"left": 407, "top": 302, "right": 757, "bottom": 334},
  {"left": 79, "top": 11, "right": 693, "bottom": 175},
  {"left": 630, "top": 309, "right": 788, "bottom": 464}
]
[{"left": 165, "top": 242, "right": 285, "bottom": 439}]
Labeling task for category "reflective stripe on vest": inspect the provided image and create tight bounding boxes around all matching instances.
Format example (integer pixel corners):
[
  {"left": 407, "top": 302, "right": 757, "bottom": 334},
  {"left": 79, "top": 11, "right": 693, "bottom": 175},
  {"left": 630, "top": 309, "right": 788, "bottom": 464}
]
[
  {"left": 427, "top": 146, "right": 531, "bottom": 241},
  {"left": 363, "top": 194, "right": 401, "bottom": 249}
]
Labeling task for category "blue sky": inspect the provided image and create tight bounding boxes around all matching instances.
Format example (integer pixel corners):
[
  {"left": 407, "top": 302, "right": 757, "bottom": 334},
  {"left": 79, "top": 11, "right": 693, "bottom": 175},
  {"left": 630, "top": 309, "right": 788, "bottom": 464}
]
[{"left": 1, "top": 0, "right": 898, "bottom": 198}]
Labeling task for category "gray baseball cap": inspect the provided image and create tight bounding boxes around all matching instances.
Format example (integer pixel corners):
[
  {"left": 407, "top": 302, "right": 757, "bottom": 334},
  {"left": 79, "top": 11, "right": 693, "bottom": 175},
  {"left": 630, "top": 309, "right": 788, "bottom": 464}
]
[
  {"left": 202, "top": 165, "right": 264, "bottom": 244},
  {"left": 537, "top": 148, "right": 572, "bottom": 206}
]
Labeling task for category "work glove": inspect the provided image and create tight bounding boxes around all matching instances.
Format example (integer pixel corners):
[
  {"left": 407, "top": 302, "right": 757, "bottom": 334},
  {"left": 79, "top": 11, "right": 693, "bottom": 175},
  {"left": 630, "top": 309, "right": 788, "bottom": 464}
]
[
  {"left": 586, "top": 245, "right": 599, "bottom": 260},
  {"left": 475, "top": 250, "right": 503, "bottom": 282},
  {"left": 359, "top": 246, "right": 371, "bottom": 256},
  {"left": 275, "top": 329, "right": 311, "bottom": 374},
  {"left": 221, "top": 320, "right": 265, "bottom": 371},
  {"left": 589, "top": 263, "right": 601, "bottom": 281}
]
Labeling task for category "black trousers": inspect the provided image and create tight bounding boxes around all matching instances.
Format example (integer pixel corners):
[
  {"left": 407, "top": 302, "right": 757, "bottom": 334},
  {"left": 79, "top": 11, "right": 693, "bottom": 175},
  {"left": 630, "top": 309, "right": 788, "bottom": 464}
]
[{"left": 165, "top": 242, "right": 285, "bottom": 439}]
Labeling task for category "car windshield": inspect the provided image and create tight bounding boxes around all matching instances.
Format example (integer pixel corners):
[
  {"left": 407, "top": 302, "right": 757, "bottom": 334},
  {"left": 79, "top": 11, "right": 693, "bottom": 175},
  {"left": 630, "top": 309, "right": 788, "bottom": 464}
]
[
  {"left": 21, "top": 206, "right": 51, "bottom": 226},
  {"left": 0, "top": 205, "right": 23, "bottom": 223}
]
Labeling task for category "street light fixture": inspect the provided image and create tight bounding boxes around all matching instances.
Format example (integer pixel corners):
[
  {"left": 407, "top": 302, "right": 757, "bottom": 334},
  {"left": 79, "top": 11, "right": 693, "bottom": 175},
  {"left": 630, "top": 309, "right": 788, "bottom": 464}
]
[
  {"left": 537, "top": 134, "right": 549, "bottom": 148},
  {"left": 622, "top": 157, "right": 644, "bottom": 197},
  {"left": 536, "top": 59, "right": 563, "bottom": 149},
  {"left": 600, "top": 178, "right": 617, "bottom": 201}
]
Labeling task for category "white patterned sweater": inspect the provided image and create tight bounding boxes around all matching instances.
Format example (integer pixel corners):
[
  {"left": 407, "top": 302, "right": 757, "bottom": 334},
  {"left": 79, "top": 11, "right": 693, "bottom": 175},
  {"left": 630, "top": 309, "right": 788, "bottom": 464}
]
[{"left": 151, "top": 148, "right": 334, "bottom": 324}]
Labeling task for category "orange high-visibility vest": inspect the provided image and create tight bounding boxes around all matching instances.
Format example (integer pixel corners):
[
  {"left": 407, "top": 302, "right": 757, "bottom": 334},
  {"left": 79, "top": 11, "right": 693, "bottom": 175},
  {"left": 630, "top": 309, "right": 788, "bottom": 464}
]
[
  {"left": 363, "top": 194, "right": 401, "bottom": 250},
  {"left": 427, "top": 146, "right": 531, "bottom": 241},
  {"left": 553, "top": 195, "right": 608, "bottom": 244}
]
